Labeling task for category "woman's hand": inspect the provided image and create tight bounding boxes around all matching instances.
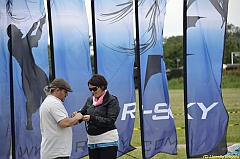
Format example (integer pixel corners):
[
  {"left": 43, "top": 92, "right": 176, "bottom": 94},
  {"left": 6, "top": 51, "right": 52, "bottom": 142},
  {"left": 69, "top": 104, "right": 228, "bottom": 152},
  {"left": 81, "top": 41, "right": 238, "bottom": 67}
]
[{"left": 82, "top": 115, "right": 90, "bottom": 122}]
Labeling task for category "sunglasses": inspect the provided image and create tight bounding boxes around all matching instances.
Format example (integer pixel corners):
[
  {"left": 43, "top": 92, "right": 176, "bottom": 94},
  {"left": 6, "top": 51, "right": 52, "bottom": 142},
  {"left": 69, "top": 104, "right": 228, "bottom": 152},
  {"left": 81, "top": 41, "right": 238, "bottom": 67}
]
[{"left": 89, "top": 86, "right": 99, "bottom": 92}]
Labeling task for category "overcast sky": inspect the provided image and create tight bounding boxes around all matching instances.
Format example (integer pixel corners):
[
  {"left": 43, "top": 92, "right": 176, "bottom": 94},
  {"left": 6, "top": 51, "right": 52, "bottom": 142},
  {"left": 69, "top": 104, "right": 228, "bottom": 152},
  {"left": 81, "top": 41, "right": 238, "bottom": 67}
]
[
  {"left": 44, "top": 0, "right": 239, "bottom": 38},
  {"left": 163, "top": 0, "right": 240, "bottom": 37},
  {"left": 84, "top": 0, "right": 240, "bottom": 37}
]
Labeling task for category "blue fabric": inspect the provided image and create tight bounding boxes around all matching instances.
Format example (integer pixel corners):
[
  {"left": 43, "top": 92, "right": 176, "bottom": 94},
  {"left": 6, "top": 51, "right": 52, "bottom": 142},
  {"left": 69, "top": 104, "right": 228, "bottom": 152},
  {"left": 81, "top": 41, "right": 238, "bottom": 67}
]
[
  {"left": 186, "top": 0, "right": 229, "bottom": 157},
  {"left": 50, "top": 0, "right": 92, "bottom": 158},
  {"left": 88, "top": 141, "right": 119, "bottom": 149},
  {"left": 94, "top": 0, "right": 136, "bottom": 157},
  {"left": 3, "top": 0, "right": 49, "bottom": 158},
  {"left": 138, "top": 0, "right": 177, "bottom": 158},
  {"left": 0, "top": 2, "right": 11, "bottom": 158}
]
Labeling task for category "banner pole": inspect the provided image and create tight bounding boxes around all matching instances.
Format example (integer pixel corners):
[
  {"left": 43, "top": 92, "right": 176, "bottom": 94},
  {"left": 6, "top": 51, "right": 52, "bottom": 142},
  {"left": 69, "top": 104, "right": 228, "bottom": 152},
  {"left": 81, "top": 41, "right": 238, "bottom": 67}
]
[
  {"left": 9, "top": 26, "right": 16, "bottom": 159},
  {"left": 134, "top": 0, "right": 146, "bottom": 158},
  {"left": 91, "top": 0, "right": 98, "bottom": 74},
  {"left": 47, "top": 0, "right": 55, "bottom": 80},
  {"left": 183, "top": 0, "right": 189, "bottom": 158}
]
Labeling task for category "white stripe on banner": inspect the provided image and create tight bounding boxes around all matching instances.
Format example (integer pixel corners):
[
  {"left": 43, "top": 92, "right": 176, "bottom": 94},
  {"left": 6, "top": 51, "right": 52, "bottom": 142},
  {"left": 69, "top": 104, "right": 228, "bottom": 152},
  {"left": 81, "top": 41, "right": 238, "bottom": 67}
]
[
  {"left": 186, "top": 0, "right": 229, "bottom": 157},
  {"left": 51, "top": 0, "right": 92, "bottom": 158}
]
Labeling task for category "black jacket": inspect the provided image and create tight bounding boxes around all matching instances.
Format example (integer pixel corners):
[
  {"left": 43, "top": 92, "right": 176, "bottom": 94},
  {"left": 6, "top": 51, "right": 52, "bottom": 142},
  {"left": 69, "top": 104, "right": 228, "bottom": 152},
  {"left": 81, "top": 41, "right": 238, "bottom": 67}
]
[{"left": 78, "top": 91, "right": 120, "bottom": 135}]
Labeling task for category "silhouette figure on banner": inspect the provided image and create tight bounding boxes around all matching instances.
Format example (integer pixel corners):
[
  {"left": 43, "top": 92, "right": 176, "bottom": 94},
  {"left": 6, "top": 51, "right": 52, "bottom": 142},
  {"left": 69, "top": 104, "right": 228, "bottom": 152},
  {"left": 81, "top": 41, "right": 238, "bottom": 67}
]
[{"left": 7, "top": 15, "right": 49, "bottom": 130}]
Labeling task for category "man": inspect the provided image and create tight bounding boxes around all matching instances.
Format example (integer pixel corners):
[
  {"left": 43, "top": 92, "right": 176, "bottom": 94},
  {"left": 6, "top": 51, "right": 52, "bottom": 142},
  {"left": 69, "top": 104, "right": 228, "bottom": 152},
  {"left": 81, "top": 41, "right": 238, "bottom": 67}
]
[{"left": 40, "top": 78, "right": 83, "bottom": 159}]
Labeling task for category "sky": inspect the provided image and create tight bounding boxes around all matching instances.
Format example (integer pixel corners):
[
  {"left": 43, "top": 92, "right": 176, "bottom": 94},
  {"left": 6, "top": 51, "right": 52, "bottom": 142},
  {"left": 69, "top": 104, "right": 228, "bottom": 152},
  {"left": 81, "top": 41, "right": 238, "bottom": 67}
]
[
  {"left": 43, "top": 0, "right": 239, "bottom": 38},
  {"left": 163, "top": 0, "right": 240, "bottom": 37},
  {"left": 85, "top": 0, "right": 240, "bottom": 37}
]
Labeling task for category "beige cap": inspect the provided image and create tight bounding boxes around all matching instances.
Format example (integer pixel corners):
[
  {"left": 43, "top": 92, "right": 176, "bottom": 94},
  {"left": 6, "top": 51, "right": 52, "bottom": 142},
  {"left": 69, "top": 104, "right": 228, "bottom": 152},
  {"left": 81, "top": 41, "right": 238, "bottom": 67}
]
[{"left": 51, "top": 78, "right": 73, "bottom": 92}]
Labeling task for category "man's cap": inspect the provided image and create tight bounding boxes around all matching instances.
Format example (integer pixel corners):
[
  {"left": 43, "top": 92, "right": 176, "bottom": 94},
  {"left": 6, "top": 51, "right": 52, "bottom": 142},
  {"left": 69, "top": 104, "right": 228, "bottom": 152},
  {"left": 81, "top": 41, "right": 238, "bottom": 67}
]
[{"left": 51, "top": 78, "right": 73, "bottom": 92}]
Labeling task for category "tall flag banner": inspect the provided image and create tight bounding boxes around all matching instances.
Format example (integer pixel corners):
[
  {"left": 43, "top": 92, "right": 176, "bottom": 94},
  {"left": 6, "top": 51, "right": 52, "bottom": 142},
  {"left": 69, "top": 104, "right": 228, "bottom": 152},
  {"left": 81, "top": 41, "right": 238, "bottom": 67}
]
[
  {"left": 50, "top": 0, "right": 92, "bottom": 158},
  {"left": 0, "top": 2, "right": 11, "bottom": 158},
  {"left": 4, "top": 0, "right": 49, "bottom": 158},
  {"left": 138, "top": 0, "right": 177, "bottom": 158},
  {"left": 186, "top": 0, "right": 229, "bottom": 157},
  {"left": 94, "top": 0, "right": 136, "bottom": 157}
]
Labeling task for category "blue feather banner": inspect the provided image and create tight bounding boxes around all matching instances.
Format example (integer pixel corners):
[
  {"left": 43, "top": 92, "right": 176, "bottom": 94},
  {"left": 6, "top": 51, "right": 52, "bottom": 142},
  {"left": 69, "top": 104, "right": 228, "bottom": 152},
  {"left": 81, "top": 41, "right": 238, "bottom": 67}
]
[
  {"left": 0, "top": 1, "right": 11, "bottom": 158},
  {"left": 2, "top": 0, "right": 49, "bottom": 158},
  {"left": 186, "top": 0, "right": 229, "bottom": 157},
  {"left": 50, "top": 0, "right": 92, "bottom": 158},
  {"left": 94, "top": 0, "right": 136, "bottom": 157},
  {"left": 138, "top": 0, "right": 178, "bottom": 157}
]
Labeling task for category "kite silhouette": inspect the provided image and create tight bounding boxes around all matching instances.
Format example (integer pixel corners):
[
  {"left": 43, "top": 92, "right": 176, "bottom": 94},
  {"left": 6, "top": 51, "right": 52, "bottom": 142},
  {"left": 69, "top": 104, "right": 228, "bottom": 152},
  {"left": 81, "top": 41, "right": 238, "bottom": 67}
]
[
  {"left": 7, "top": 15, "right": 49, "bottom": 130},
  {"left": 209, "top": 0, "right": 228, "bottom": 28},
  {"left": 144, "top": 55, "right": 162, "bottom": 91},
  {"left": 187, "top": 0, "right": 228, "bottom": 29},
  {"left": 187, "top": 16, "right": 205, "bottom": 29},
  {"left": 186, "top": 0, "right": 204, "bottom": 29}
]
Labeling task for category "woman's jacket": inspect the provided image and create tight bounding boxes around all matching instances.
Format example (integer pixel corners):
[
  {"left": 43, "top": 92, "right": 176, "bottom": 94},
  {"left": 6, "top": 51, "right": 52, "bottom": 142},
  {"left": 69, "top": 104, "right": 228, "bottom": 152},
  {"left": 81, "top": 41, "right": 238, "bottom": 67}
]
[{"left": 78, "top": 91, "right": 120, "bottom": 135}]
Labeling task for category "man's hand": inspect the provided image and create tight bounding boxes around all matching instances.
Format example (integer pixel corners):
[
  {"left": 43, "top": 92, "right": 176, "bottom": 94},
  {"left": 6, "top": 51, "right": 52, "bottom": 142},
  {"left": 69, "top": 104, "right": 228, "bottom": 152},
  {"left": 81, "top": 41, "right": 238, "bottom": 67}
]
[
  {"left": 72, "top": 111, "right": 77, "bottom": 117},
  {"left": 58, "top": 112, "right": 83, "bottom": 127},
  {"left": 74, "top": 112, "right": 83, "bottom": 120}
]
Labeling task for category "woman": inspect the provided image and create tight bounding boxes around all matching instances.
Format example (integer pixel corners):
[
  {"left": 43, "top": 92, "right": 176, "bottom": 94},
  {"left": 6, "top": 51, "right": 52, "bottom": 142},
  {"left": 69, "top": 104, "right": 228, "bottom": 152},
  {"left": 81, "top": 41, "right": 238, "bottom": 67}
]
[{"left": 77, "top": 74, "right": 120, "bottom": 159}]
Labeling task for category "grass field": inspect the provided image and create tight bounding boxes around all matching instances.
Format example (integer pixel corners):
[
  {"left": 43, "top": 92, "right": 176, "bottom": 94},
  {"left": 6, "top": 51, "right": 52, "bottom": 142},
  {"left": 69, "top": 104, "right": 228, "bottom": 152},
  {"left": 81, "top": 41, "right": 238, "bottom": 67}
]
[{"left": 117, "top": 88, "right": 240, "bottom": 159}]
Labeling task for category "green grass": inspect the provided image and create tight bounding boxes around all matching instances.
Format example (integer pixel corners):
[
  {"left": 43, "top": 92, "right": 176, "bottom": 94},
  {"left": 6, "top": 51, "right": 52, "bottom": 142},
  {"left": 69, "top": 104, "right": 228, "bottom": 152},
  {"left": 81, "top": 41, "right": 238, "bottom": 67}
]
[
  {"left": 221, "top": 75, "right": 240, "bottom": 88},
  {"left": 168, "top": 75, "right": 240, "bottom": 89},
  {"left": 118, "top": 147, "right": 187, "bottom": 159}
]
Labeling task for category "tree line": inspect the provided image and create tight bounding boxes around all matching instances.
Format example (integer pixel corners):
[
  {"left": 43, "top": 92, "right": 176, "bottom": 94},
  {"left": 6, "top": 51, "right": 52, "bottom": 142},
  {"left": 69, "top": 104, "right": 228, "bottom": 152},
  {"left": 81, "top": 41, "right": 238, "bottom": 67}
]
[
  {"left": 163, "top": 23, "right": 240, "bottom": 69},
  {"left": 86, "top": 23, "right": 240, "bottom": 71}
]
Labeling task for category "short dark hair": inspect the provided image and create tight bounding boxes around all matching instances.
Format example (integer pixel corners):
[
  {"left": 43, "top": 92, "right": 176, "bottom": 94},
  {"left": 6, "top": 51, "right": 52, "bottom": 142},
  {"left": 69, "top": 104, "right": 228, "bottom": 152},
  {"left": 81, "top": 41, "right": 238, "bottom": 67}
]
[{"left": 88, "top": 74, "right": 108, "bottom": 90}]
